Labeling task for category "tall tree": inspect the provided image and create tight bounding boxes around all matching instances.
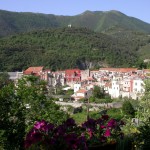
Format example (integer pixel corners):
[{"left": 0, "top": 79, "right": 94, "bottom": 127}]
[
  {"left": 93, "top": 86, "right": 105, "bottom": 99},
  {"left": 0, "top": 83, "right": 25, "bottom": 149},
  {"left": 122, "top": 100, "right": 135, "bottom": 118}
]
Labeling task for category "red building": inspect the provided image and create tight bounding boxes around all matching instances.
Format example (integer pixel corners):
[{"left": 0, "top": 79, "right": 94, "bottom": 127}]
[{"left": 65, "top": 69, "right": 81, "bottom": 83}]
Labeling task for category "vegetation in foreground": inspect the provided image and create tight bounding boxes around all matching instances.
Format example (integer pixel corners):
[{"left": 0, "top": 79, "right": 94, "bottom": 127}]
[{"left": 0, "top": 74, "right": 150, "bottom": 149}]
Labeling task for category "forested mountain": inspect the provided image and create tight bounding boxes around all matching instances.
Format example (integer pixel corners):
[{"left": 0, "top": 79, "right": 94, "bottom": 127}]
[
  {"left": 0, "top": 27, "right": 150, "bottom": 71},
  {"left": 0, "top": 9, "right": 150, "bottom": 37}
]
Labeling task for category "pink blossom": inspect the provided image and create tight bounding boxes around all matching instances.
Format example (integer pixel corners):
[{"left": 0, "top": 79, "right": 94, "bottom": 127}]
[
  {"left": 100, "top": 125, "right": 106, "bottom": 129},
  {"left": 104, "top": 128, "right": 111, "bottom": 137},
  {"left": 107, "top": 119, "right": 117, "bottom": 128}
]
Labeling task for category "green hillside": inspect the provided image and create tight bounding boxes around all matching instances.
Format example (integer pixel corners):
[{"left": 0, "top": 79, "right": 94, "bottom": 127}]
[
  {"left": 0, "top": 10, "right": 59, "bottom": 37},
  {"left": 0, "top": 10, "right": 150, "bottom": 37},
  {"left": 0, "top": 27, "right": 149, "bottom": 71}
]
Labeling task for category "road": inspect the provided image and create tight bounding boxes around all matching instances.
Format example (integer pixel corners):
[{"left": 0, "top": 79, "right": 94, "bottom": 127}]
[{"left": 55, "top": 101, "right": 122, "bottom": 108}]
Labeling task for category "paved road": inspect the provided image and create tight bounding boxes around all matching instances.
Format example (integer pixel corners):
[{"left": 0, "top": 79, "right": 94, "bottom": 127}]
[{"left": 55, "top": 101, "right": 122, "bottom": 108}]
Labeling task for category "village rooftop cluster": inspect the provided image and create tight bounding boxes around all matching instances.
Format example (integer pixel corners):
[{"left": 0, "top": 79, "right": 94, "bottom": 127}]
[{"left": 8, "top": 67, "right": 150, "bottom": 101}]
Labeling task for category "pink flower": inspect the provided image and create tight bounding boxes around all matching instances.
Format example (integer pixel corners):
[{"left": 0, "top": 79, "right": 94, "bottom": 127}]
[
  {"left": 100, "top": 125, "right": 106, "bottom": 129},
  {"left": 107, "top": 119, "right": 117, "bottom": 128},
  {"left": 34, "top": 120, "right": 47, "bottom": 130},
  {"left": 104, "top": 128, "right": 111, "bottom": 137},
  {"left": 88, "top": 128, "right": 93, "bottom": 138},
  {"left": 34, "top": 120, "right": 54, "bottom": 132}
]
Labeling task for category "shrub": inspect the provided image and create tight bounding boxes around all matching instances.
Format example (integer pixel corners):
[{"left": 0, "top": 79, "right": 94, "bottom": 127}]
[
  {"left": 122, "top": 101, "right": 135, "bottom": 118},
  {"left": 25, "top": 116, "right": 125, "bottom": 149}
]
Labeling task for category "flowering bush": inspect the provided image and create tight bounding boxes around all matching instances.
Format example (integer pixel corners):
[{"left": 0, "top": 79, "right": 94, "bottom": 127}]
[
  {"left": 25, "top": 115, "right": 125, "bottom": 150},
  {"left": 81, "top": 115, "right": 125, "bottom": 147}
]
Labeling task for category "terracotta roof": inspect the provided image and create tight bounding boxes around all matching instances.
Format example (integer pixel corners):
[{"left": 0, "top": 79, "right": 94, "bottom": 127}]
[
  {"left": 87, "top": 77, "right": 94, "bottom": 80},
  {"left": 23, "top": 66, "right": 44, "bottom": 75},
  {"left": 76, "top": 89, "right": 87, "bottom": 93},
  {"left": 105, "top": 82, "right": 111, "bottom": 88},
  {"left": 99, "top": 68, "right": 137, "bottom": 73},
  {"left": 65, "top": 69, "right": 80, "bottom": 73}
]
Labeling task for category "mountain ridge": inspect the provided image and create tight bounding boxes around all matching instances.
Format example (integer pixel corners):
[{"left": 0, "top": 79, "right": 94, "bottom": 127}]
[{"left": 0, "top": 9, "right": 150, "bottom": 37}]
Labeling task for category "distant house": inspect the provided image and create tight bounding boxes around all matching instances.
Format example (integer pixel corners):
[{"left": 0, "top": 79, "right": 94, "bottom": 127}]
[
  {"left": 111, "top": 80, "right": 121, "bottom": 98},
  {"left": 71, "top": 88, "right": 92, "bottom": 101},
  {"left": 65, "top": 69, "right": 81, "bottom": 87},
  {"left": 23, "top": 66, "right": 44, "bottom": 76},
  {"left": 99, "top": 68, "right": 138, "bottom": 75},
  {"left": 81, "top": 69, "right": 90, "bottom": 80}
]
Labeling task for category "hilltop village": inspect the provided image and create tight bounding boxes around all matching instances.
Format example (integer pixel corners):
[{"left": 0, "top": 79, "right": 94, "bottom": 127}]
[{"left": 9, "top": 66, "right": 150, "bottom": 101}]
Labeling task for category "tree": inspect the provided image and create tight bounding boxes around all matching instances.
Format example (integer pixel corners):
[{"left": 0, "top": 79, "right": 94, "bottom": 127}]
[
  {"left": 0, "top": 83, "right": 25, "bottom": 149},
  {"left": 122, "top": 100, "right": 135, "bottom": 118},
  {"left": 93, "top": 86, "right": 105, "bottom": 99},
  {"left": 0, "top": 72, "right": 10, "bottom": 88},
  {"left": 136, "top": 79, "right": 150, "bottom": 122},
  {"left": 16, "top": 76, "right": 69, "bottom": 129},
  {"left": 135, "top": 79, "right": 150, "bottom": 149}
]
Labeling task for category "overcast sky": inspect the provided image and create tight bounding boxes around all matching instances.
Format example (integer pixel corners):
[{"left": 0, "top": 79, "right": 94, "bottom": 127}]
[{"left": 0, "top": 0, "right": 150, "bottom": 23}]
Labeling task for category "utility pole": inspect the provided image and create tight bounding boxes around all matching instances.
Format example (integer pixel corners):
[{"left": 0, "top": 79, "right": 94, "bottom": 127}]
[{"left": 87, "top": 98, "right": 89, "bottom": 120}]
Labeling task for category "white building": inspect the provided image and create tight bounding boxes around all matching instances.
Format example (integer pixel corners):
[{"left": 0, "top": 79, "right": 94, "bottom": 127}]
[
  {"left": 71, "top": 89, "right": 92, "bottom": 101},
  {"left": 111, "top": 80, "right": 121, "bottom": 98},
  {"left": 131, "top": 79, "right": 145, "bottom": 99},
  {"left": 73, "top": 83, "right": 81, "bottom": 93}
]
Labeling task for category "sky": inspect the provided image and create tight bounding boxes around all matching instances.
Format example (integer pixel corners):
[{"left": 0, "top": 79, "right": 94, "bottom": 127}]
[{"left": 0, "top": 0, "right": 150, "bottom": 23}]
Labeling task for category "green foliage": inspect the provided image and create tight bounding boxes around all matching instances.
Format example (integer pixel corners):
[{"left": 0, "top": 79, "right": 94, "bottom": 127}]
[
  {"left": 0, "top": 27, "right": 149, "bottom": 71},
  {"left": 137, "top": 120, "right": 150, "bottom": 150},
  {"left": 0, "top": 10, "right": 59, "bottom": 37},
  {"left": 136, "top": 79, "right": 150, "bottom": 122},
  {"left": 122, "top": 100, "right": 135, "bottom": 118},
  {"left": 0, "top": 72, "right": 10, "bottom": 88},
  {"left": 116, "top": 135, "right": 133, "bottom": 150},
  {"left": 89, "top": 96, "right": 95, "bottom": 103},
  {"left": 1, "top": 10, "right": 150, "bottom": 38},
  {"left": 65, "top": 89, "right": 74, "bottom": 96},
  {"left": 93, "top": 86, "right": 105, "bottom": 99},
  {"left": 0, "top": 83, "right": 25, "bottom": 149},
  {"left": 71, "top": 110, "right": 87, "bottom": 125},
  {"left": 133, "top": 79, "right": 150, "bottom": 149},
  {"left": 107, "top": 108, "right": 123, "bottom": 120},
  {"left": 99, "top": 98, "right": 113, "bottom": 103},
  {"left": 17, "top": 76, "right": 68, "bottom": 129},
  {"left": 0, "top": 75, "right": 69, "bottom": 149}
]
